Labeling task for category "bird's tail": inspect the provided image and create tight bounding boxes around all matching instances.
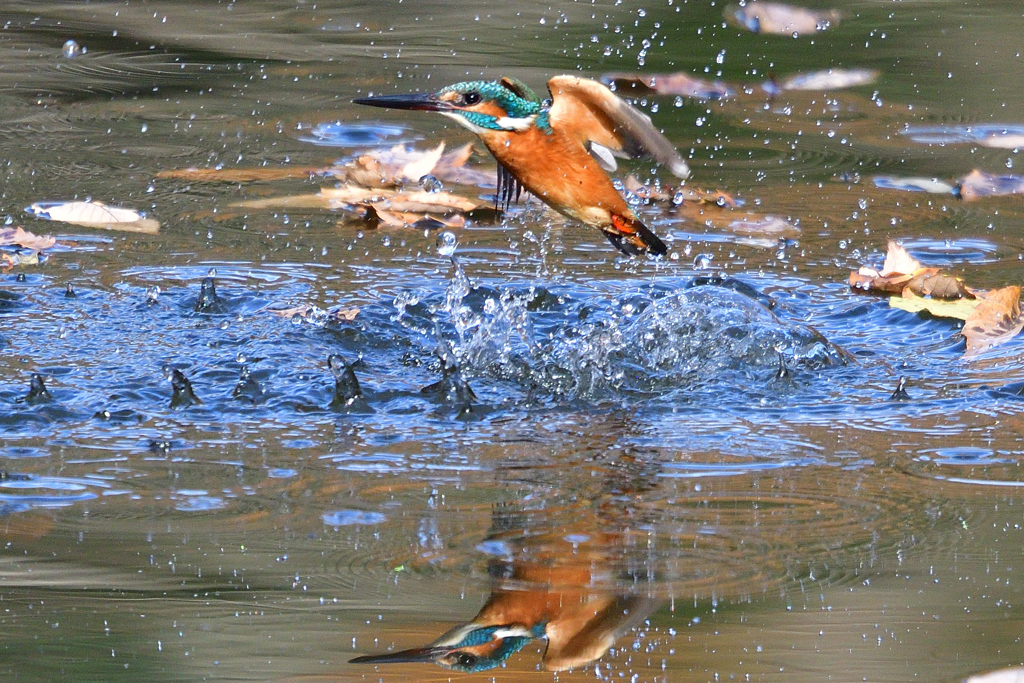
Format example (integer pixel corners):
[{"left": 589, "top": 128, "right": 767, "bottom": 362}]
[{"left": 605, "top": 213, "right": 668, "bottom": 257}]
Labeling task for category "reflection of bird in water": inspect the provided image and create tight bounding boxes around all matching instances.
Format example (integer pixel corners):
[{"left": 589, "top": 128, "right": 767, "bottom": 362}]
[
  {"left": 351, "top": 492, "right": 661, "bottom": 673},
  {"left": 356, "top": 76, "right": 690, "bottom": 256},
  {"left": 350, "top": 560, "right": 658, "bottom": 672}
]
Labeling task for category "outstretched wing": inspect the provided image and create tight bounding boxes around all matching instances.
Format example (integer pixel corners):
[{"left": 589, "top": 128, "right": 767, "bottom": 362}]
[{"left": 546, "top": 75, "right": 690, "bottom": 179}]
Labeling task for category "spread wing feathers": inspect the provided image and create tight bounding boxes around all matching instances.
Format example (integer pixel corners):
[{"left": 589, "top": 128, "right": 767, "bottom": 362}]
[
  {"left": 496, "top": 163, "right": 524, "bottom": 211},
  {"left": 547, "top": 75, "right": 690, "bottom": 179}
]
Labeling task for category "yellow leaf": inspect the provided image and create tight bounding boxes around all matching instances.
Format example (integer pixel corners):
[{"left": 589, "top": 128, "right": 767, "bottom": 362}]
[{"left": 889, "top": 292, "right": 980, "bottom": 320}]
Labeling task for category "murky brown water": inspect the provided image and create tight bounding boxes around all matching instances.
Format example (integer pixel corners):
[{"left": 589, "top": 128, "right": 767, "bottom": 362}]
[{"left": 2, "top": 1, "right": 1024, "bottom": 681}]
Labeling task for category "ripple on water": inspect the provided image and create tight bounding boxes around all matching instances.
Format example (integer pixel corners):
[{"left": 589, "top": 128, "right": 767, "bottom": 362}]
[
  {"left": 322, "top": 510, "right": 387, "bottom": 526},
  {"left": 0, "top": 474, "right": 108, "bottom": 510},
  {"left": 297, "top": 122, "right": 412, "bottom": 147},
  {"left": 172, "top": 490, "right": 227, "bottom": 512}
]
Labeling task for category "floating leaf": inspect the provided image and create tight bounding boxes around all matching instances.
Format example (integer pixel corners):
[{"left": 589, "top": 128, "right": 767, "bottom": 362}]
[
  {"left": 727, "top": 215, "right": 799, "bottom": 235},
  {"left": 27, "top": 201, "right": 159, "bottom": 234},
  {"left": 344, "top": 190, "right": 481, "bottom": 215},
  {"left": 873, "top": 176, "right": 957, "bottom": 194},
  {"left": 726, "top": 2, "right": 840, "bottom": 35},
  {"left": 889, "top": 291, "right": 980, "bottom": 321},
  {"left": 155, "top": 166, "right": 327, "bottom": 182},
  {"left": 363, "top": 204, "right": 465, "bottom": 229},
  {"left": 906, "top": 270, "right": 968, "bottom": 299},
  {"left": 777, "top": 68, "right": 878, "bottom": 91},
  {"left": 874, "top": 169, "right": 1024, "bottom": 200},
  {"left": 0, "top": 226, "right": 56, "bottom": 251},
  {"left": 333, "top": 142, "right": 496, "bottom": 189},
  {"left": 268, "top": 304, "right": 360, "bottom": 322},
  {"left": 879, "top": 241, "right": 921, "bottom": 276},
  {"left": 850, "top": 241, "right": 967, "bottom": 299},
  {"left": 963, "top": 286, "right": 1024, "bottom": 356},
  {"left": 902, "top": 124, "right": 1024, "bottom": 149},
  {"left": 957, "top": 169, "right": 1024, "bottom": 200},
  {"left": 600, "top": 72, "right": 734, "bottom": 100}
]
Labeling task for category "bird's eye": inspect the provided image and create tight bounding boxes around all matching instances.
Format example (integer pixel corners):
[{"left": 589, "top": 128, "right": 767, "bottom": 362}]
[
  {"left": 463, "top": 91, "right": 481, "bottom": 105},
  {"left": 455, "top": 653, "right": 478, "bottom": 669}
]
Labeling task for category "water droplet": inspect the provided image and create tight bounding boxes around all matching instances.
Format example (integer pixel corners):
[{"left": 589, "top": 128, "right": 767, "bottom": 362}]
[
  {"left": 716, "top": 50, "right": 726, "bottom": 65},
  {"left": 141, "top": 123, "right": 149, "bottom": 133},
  {"left": 62, "top": 40, "right": 83, "bottom": 58},
  {"left": 418, "top": 174, "right": 442, "bottom": 193},
  {"left": 858, "top": 198, "right": 868, "bottom": 210},
  {"left": 436, "top": 231, "right": 458, "bottom": 257},
  {"left": 672, "top": 191, "right": 685, "bottom": 206}
]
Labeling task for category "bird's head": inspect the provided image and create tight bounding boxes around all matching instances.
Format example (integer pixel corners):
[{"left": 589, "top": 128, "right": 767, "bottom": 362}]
[
  {"left": 355, "top": 78, "right": 543, "bottom": 134},
  {"left": 350, "top": 622, "right": 543, "bottom": 673}
]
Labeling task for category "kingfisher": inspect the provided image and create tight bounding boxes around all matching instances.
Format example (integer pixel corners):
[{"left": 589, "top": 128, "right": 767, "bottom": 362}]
[{"left": 355, "top": 75, "right": 691, "bottom": 257}]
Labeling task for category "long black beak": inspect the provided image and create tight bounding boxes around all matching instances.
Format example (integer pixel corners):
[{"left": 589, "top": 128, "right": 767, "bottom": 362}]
[
  {"left": 353, "top": 92, "right": 452, "bottom": 112},
  {"left": 349, "top": 646, "right": 449, "bottom": 665}
]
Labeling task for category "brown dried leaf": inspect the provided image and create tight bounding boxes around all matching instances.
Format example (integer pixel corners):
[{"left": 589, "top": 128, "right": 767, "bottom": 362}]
[
  {"left": 342, "top": 143, "right": 447, "bottom": 188},
  {"left": 879, "top": 240, "right": 921, "bottom": 276},
  {"left": 155, "top": 166, "right": 326, "bottom": 182},
  {"left": 387, "top": 190, "right": 481, "bottom": 213},
  {"left": 363, "top": 204, "right": 465, "bottom": 229},
  {"left": 267, "top": 304, "right": 312, "bottom": 318},
  {"left": 905, "top": 271, "right": 968, "bottom": 299},
  {"left": 962, "top": 286, "right": 1024, "bottom": 356},
  {"left": 331, "top": 307, "right": 360, "bottom": 322},
  {"left": 0, "top": 226, "right": 56, "bottom": 251},
  {"left": 267, "top": 304, "right": 360, "bottom": 322},
  {"left": 26, "top": 201, "right": 159, "bottom": 234},
  {"left": 727, "top": 215, "right": 799, "bottom": 236},
  {"left": 727, "top": 2, "right": 840, "bottom": 36},
  {"left": 957, "top": 169, "right": 1024, "bottom": 201},
  {"left": 850, "top": 243, "right": 969, "bottom": 299},
  {"left": 232, "top": 194, "right": 334, "bottom": 210},
  {"left": 320, "top": 186, "right": 394, "bottom": 204}
]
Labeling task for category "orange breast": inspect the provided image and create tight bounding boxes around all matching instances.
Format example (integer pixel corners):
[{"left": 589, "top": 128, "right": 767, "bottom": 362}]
[{"left": 480, "top": 127, "right": 633, "bottom": 228}]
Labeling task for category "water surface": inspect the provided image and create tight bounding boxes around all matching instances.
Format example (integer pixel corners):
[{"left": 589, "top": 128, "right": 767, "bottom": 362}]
[{"left": 2, "top": 1, "right": 1024, "bottom": 681}]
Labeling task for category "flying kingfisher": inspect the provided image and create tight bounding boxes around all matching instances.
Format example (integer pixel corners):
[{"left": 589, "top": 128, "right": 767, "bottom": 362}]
[{"left": 355, "top": 75, "right": 691, "bottom": 257}]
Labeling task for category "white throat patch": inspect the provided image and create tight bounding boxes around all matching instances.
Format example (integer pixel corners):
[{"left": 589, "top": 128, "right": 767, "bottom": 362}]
[{"left": 439, "top": 111, "right": 536, "bottom": 134}]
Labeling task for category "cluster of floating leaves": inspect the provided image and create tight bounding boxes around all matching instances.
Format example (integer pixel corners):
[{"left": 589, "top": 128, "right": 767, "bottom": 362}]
[{"left": 850, "top": 241, "right": 1023, "bottom": 357}]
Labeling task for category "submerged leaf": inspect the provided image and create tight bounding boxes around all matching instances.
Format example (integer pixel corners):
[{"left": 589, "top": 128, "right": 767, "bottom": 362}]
[
  {"left": 600, "top": 72, "right": 734, "bottom": 100},
  {"left": 777, "top": 69, "right": 878, "bottom": 91},
  {"left": 726, "top": 1, "right": 840, "bottom": 35},
  {"left": 963, "top": 286, "right": 1024, "bottom": 356}
]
